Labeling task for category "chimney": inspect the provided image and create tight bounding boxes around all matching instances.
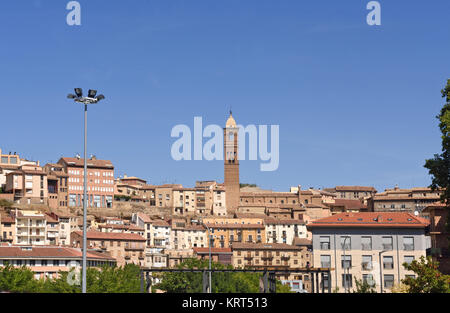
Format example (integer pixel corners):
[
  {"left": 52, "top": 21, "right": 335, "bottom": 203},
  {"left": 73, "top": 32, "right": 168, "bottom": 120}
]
[{"left": 377, "top": 215, "right": 382, "bottom": 222}]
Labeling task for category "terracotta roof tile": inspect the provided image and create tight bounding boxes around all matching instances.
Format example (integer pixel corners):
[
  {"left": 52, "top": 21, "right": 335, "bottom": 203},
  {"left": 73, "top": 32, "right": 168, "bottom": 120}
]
[{"left": 307, "top": 212, "right": 429, "bottom": 229}]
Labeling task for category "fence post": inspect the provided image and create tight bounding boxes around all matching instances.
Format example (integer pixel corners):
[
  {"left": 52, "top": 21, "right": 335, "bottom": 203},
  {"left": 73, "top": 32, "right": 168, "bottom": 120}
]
[
  {"left": 263, "top": 270, "right": 269, "bottom": 293},
  {"left": 140, "top": 270, "right": 144, "bottom": 293},
  {"left": 202, "top": 270, "right": 209, "bottom": 293}
]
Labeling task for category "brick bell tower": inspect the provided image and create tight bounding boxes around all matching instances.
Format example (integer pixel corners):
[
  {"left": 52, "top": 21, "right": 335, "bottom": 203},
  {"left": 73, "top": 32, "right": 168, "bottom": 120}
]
[{"left": 224, "top": 111, "right": 240, "bottom": 213}]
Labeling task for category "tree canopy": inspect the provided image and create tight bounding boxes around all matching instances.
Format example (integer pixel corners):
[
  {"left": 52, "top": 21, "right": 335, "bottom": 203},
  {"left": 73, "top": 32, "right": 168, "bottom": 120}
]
[
  {"left": 424, "top": 79, "right": 450, "bottom": 230},
  {"left": 401, "top": 256, "right": 450, "bottom": 293},
  {"left": 154, "top": 258, "right": 292, "bottom": 293}
]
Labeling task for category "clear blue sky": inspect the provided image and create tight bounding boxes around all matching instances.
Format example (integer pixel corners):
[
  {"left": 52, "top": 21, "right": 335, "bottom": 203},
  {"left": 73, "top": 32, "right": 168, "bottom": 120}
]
[{"left": 1, "top": 0, "right": 449, "bottom": 192}]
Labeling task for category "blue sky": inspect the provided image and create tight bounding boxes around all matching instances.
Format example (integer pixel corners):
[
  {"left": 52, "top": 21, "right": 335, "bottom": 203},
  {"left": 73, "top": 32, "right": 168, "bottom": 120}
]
[{"left": 0, "top": 0, "right": 449, "bottom": 192}]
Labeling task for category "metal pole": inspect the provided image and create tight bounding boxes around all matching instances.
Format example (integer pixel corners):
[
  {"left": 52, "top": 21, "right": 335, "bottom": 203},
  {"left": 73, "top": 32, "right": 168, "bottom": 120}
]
[
  {"left": 209, "top": 233, "right": 212, "bottom": 293},
  {"left": 379, "top": 251, "right": 383, "bottom": 294},
  {"left": 82, "top": 103, "right": 87, "bottom": 293}
]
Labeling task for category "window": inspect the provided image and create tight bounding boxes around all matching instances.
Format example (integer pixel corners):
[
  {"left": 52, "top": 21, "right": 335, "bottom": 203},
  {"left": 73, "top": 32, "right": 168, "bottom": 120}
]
[
  {"left": 403, "top": 237, "right": 414, "bottom": 251},
  {"left": 384, "top": 274, "right": 394, "bottom": 288},
  {"left": 341, "top": 255, "right": 351, "bottom": 269},
  {"left": 361, "top": 236, "right": 372, "bottom": 250},
  {"left": 362, "top": 255, "right": 372, "bottom": 270},
  {"left": 320, "top": 236, "right": 330, "bottom": 250},
  {"left": 320, "top": 255, "right": 331, "bottom": 268},
  {"left": 382, "top": 237, "right": 393, "bottom": 250},
  {"left": 404, "top": 256, "right": 414, "bottom": 265},
  {"left": 362, "top": 274, "right": 374, "bottom": 286},
  {"left": 340, "top": 236, "right": 351, "bottom": 250},
  {"left": 342, "top": 274, "right": 353, "bottom": 288},
  {"left": 383, "top": 256, "right": 393, "bottom": 269}
]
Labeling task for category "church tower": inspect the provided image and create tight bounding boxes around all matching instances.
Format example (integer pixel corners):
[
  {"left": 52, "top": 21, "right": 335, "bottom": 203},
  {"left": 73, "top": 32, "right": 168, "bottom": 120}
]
[{"left": 224, "top": 111, "right": 240, "bottom": 213}]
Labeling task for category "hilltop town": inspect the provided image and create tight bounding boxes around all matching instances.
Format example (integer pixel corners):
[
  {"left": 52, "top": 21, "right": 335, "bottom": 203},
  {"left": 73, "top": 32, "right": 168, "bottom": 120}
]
[{"left": 0, "top": 113, "right": 448, "bottom": 293}]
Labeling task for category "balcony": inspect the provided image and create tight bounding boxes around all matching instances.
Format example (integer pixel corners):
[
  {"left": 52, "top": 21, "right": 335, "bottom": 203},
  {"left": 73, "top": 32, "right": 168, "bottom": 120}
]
[
  {"left": 281, "top": 254, "right": 290, "bottom": 260},
  {"left": 244, "top": 254, "right": 253, "bottom": 260},
  {"left": 261, "top": 254, "right": 273, "bottom": 260}
]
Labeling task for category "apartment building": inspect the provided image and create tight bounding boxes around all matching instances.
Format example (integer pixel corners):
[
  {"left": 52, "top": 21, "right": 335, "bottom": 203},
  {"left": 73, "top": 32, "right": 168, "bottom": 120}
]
[
  {"left": 0, "top": 213, "right": 15, "bottom": 243},
  {"left": 171, "top": 222, "right": 206, "bottom": 249},
  {"left": 43, "top": 163, "right": 68, "bottom": 209},
  {"left": 264, "top": 217, "right": 307, "bottom": 243},
  {"left": 308, "top": 212, "right": 430, "bottom": 293},
  {"left": 0, "top": 149, "right": 38, "bottom": 190},
  {"left": 0, "top": 245, "right": 116, "bottom": 280},
  {"left": 166, "top": 248, "right": 194, "bottom": 267},
  {"left": 47, "top": 212, "right": 79, "bottom": 246},
  {"left": 4, "top": 164, "right": 48, "bottom": 205},
  {"left": 45, "top": 214, "right": 60, "bottom": 245},
  {"left": 71, "top": 230, "right": 146, "bottom": 267},
  {"left": 58, "top": 156, "right": 114, "bottom": 208},
  {"left": 367, "top": 186, "right": 442, "bottom": 214},
  {"left": 232, "top": 243, "right": 305, "bottom": 280},
  {"left": 202, "top": 217, "right": 266, "bottom": 248},
  {"left": 173, "top": 188, "right": 197, "bottom": 215},
  {"left": 328, "top": 199, "right": 368, "bottom": 215},
  {"left": 193, "top": 247, "right": 233, "bottom": 265},
  {"left": 422, "top": 202, "right": 450, "bottom": 274},
  {"left": 14, "top": 210, "right": 47, "bottom": 245},
  {"left": 324, "top": 186, "right": 377, "bottom": 200}
]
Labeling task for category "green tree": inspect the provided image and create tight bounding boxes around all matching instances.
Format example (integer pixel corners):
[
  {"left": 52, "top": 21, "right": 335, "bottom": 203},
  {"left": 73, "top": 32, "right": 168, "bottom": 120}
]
[
  {"left": 353, "top": 278, "right": 376, "bottom": 293},
  {"left": 401, "top": 256, "right": 450, "bottom": 293},
  {"left": 0, "top": 264, "right": 39, "bottom": 293},
  {"left": 154, "top": 258, "right": 291, "bottom": 293},
  {"left": 424, "top": 79, "right": 450, "bottom": 230}
]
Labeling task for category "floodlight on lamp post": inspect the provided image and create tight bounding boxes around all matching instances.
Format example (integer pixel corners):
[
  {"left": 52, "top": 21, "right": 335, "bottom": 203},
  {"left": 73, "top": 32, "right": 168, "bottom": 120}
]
[{"left": 67, "top": 87, "right": 105, "bottom": 294}]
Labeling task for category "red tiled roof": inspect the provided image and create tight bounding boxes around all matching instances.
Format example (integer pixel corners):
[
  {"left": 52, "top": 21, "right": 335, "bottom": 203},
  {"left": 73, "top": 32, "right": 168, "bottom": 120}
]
[
  {"left": 293, "top": 238, "right": 312, "bottom": 246},
  {"left": 307, "top": 212, "right": 430, "bottom": 229},
  {"left": 331, "top": 199, "right": 367, "bottom": 210},
  {"left": 205, "top": 223, "right": 265, "bottom": 229},
  {"left": 0, "top": 215, "right": 15, "bottom": 224},
  {"left": 193, "top": 247, "right": 232, "bottom": 254},
  {"left": 59, "top": 157, "right": 114, "bottom": 169},
  {"left": 0, "top": 246, "right": 114, "bottom": 260},
  {"left": 72, "top": 231, "right": 145, "bottom": 241},
  {"left": 335, "top": 186, "right": 377, "bottom": 192},
  {"left": 232, "top": 242, "right": 302, "bottom": 251}
]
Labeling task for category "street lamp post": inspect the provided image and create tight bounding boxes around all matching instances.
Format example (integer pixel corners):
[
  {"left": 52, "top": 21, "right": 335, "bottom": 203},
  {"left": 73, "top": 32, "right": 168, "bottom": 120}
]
[
  {"left": 67, "top": 88, "right": 105, "bottom": 293},
  {"left": 202, "top": 223, "right": 213, "bottom": 293}
]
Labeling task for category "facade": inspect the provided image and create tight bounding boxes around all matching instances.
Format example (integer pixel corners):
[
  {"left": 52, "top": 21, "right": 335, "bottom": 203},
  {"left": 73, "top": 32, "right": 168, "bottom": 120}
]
[
  {"left": 193, "top": 247, "right": 233, "bottom": 265},
  {"left": 0, "top": 149, "right": 38, "bottom": 191},
  {"left": 264, "top": 217, "right": 307, "bottom": 244},
  {"left": 173, "top": 188, "right": 197, "bottom": 215},
  {"left": 324, "top": 186, "right": 377, "bottom": 200},
  {"left": 43, "top": 163, "right": 68, "bottom": 209},
  {"left": 308, "top": 212, "right": 430, "bottom": 293},
  {"left": 14, "top": 210, "right": 47, "bottom": 245},
  {"left": 422, "top": 202, "right": 450, "bottom": 274},
  {"left": 224, "top": 112, "right": 240, "bottom": 213},
  {"left": 367, "top": 186, "right": 442, "bottom": 214},
  {"left": 202, "top": 217, "right": 266, "bottom": 248},
  {"left": 58, "top": 156, "right": 114, "bottom": 208},
  {"left": 171, "top": 222, "right": 207, "bottom": 249},
  {"left": 4, "top": 164, "right": 48, "bottom": 205},
  {"left": 0, "top": 213, "right": 15, "bottom": 243},
  {"left": 0, "top": 245, "right": 116, "bottom": 280},
  {"left": 71, "top": 230, "right": 146, "bottom": 267},
  {"left": 45, "top": 214, "right": 60, "bottom": 245},
  {"left": 231, "top": 242, "right": 307, "bottom": 281}
]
